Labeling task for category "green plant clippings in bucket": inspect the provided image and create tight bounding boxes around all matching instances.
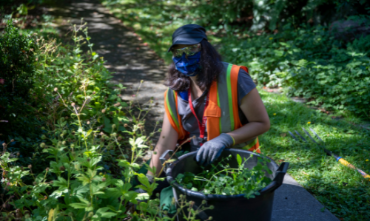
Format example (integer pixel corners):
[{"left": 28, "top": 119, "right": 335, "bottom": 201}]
[{"left": 175, "top": 154, "right": 273, "bottom": 199}]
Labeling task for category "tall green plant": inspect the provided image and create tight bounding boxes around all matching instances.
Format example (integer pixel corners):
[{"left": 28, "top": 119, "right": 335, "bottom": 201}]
[{"left": 0, "top": 21, "right": 213, "bottom": 220}]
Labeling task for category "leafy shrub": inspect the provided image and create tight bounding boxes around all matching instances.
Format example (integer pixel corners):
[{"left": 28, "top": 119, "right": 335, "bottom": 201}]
[
  {"left": 0, "top": 21, "right": 213, "bottom": 220},
  {"left": 0, "top": 20, "right": 36, "bottom": 111},
  {"left": 220, "top": 24, "right": 370, "bottom": 119},
  {"left": 103, "top": 0, "right": 370, "bottom": 35},
  {"left": 0, "top": 20, "right": 40, "bottom": 144}
]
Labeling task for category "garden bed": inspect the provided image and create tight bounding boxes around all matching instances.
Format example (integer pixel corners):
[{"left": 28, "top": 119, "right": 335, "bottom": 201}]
[{"left": 0, "top": 6, "right": 171, "bottom": 220}]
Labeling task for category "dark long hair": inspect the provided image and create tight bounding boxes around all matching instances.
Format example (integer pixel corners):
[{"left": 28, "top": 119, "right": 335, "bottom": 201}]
[{"left": 165, "top": 40, "right": 223, "bottom": 91}]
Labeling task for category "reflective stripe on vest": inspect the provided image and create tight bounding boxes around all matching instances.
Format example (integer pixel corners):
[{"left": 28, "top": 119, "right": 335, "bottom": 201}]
[
  {"left": 164, "top": 62, "right": 260, "bottom": 153},
  {"left": 216, "top": 63, "right": 243, "bottom": 134},
  {"left": 164, "top": 89, "right": 187, "bottom": 141}
]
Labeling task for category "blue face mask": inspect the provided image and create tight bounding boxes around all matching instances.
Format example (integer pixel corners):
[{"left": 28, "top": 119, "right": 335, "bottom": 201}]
[{"left": 172, "top": 52, "right": 201, "bottom": 77}]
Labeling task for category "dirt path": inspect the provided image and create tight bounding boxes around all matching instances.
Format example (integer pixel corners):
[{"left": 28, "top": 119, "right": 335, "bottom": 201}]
[{"left": 47, "top": 0, "right": 168, "bottom": 140}]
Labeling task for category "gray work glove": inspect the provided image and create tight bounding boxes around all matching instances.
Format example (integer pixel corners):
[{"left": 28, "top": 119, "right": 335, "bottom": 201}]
[{"left": 196, "top": 133, "right": 234, "bottom": 166}]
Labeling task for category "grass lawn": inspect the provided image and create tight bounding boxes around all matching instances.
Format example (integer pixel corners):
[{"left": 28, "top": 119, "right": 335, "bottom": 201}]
[
  {"left": 101, "top": 0, "right": 370, "bottom": 220},
  {"left": 259, "top": 89, "right": 370, "bottom": 220}
]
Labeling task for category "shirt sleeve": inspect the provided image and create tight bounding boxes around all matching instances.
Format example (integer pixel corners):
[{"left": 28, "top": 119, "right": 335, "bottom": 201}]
[{"left": 237, "top": 68, "right": 256, "bottom": 106}]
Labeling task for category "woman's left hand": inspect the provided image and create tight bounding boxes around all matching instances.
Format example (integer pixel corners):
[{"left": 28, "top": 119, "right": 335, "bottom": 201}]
[{"left": 196, "top": 133, "right": 234, "bottom": 166}]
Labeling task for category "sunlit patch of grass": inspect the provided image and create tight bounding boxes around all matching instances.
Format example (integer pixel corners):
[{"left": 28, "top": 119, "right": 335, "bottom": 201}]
[{"left": 258, "top": 88, "right": 370, "bottom": 220}]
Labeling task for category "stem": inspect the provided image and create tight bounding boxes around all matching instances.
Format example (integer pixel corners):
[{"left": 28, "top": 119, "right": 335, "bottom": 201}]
[
  {"left": 144, "top": 121, "right": 159, "bottom": 143},
  {"left": 128, "top": 135, "right": 136, "bottom": 184},
  {"left": 42, "top": 169, "right": 48, "bottom": 183},
  {"left": 74, "top": 109, "right": 88, "bottom": 151},
  {"left": 137, "top": 109, "right": 142, "bottom": 121},
  {"left": 82, "top": 212, "right": 87, "bottom": 221},
  {"left": 117, "top": 196, "right": 125, "bottom": 214},
  {"left": 130, "top": 81, "right": 144, "bottom": 110},
  {"left": 89, "top": 182, "right": 94, "bottom": 210},
  {"left": 141, "top": 109, "right": 150, "bottom": 121},
  {"left": 204, "top": 168, "right": 236, "bottom": 187},
  {"left": 193, "top": 177, "right": 210, "bottom": 182},
  {"left": 67, "top": 168, "right": 71, "bottom": 188},
  {"left": 114, "top": 137, "right": 125, "bottom": 157},
  {"left": 157, "top": 136, "right": 194, "bottom": 177},
  {"left": 187, "top": 205, "right": 191, "bottom": 220}
]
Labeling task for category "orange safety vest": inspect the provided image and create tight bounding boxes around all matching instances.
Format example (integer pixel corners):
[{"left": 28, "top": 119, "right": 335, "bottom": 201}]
[{"left": 164, "top": 62, "right": 261, "bottom": 153}]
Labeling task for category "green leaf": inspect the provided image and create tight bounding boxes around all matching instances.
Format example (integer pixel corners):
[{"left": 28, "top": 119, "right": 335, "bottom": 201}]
[
  {"left": 100, "top": 188, "right": 121, "bottom": 198},
  {"left": 101, "top": 212, "right": 117, "bottom": 218},
  {"left": 135, "top": 192, "right": 149, "bottom": 201},
  {"left": 115, "top": 180, "right": 124, "bottom": 188},
  {"left": 137, "top": 201, "right": 148, "bottom": 211},
  {"left": 118, "top": 83, "right": 126, "bottom": 89},
  {"left": 124, "top": 191, "right": 139, "bottom": 204},
  {"left": 103, "top": 116, "right": 112, "bottom": 133},
  {"left": 117, "top": 116, "right": 129, "bottom": 122},
  {"left": 69, "top": 203, "right": 88, "bottom": 209},
  {"left": 237, "top": 154, "right": 242, "bottom": 166},
  {"left": 117, "top": 160, "right": 130, "bottom": 168},
  {"left": 136, "top": 173, "right": 150, "bottom": 188},
  {"left": 53, "top": 176, "right": 68, "bottom": 188},
  {"left": 274, "top": 50, "right": 284, "bottom": 57},
  {"left": 130, "top": 163, "right": 140, "bottom": 170},
  {"left": 132, "top": 114, "right": 137, "bottom": 123},
  {"left": 96, "top": 207, "right": 117, "bottom": 218}
]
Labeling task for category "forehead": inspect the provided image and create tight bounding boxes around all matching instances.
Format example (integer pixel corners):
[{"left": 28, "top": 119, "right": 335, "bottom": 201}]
[{"left": 172, "top": 44, "right": 198, "bottom": 50}]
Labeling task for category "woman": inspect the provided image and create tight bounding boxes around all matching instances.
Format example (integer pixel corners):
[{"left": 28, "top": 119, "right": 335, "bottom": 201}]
[{"left": 142, "top": 24, "right": 270, "bottom": 198}]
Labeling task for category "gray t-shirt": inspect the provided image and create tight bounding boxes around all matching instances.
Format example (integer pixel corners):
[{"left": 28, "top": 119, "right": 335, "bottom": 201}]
[{"left": 177, "top": 68, "right": 256, "bottom": 151}]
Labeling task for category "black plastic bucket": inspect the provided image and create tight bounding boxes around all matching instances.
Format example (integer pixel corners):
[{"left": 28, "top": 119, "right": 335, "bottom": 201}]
[{"left": 160, "top": 149, "right": 289, "bottom": 221}]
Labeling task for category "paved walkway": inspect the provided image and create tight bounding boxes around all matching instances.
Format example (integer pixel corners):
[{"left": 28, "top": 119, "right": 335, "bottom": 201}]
[
  {"left": 48, "top": 0, "right": 168, "bottom": 137},
  {"left": 46, "top": 0, "right": 338, "bottom": 220}
]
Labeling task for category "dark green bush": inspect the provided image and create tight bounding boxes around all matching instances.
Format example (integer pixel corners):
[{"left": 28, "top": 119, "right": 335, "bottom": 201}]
[
  {"left": 0, "top": 20, "right": 42, "bottom": 171},
  {"left": 0, "top": 21, "right": 39, "bottom": 137},
  {"left": 220, "top": 24, "right": 370, "bottom": 118}
]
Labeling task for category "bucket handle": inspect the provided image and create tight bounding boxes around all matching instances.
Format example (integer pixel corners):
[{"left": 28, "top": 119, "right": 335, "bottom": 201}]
[
  {"left": 159, "top": 149, "right": 179, "bottom": 168},
  {"left": 273, "top": 162, "right": 289, "bottom": 185},
  {"left": 262, "top": 162, "right": 289, "bottom": 193}
]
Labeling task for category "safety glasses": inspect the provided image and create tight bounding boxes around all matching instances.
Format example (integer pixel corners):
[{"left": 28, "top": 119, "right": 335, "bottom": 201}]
[{"left": 171, "top": 44, "right": 201, "bottom": 58}]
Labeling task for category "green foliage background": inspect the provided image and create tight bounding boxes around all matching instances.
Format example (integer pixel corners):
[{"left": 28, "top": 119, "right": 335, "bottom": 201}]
[
  {"left": 221, "top": 25, "right": 370, "bottom": 117},
  {"left": 0, "top": 20, "right": 166, "bottom": 220},
  {"left": 0, "top": 8, "right": 212, "bottom": 218},
  {"left": 102, "top": 0, "right": 370, "bottom": 120}
]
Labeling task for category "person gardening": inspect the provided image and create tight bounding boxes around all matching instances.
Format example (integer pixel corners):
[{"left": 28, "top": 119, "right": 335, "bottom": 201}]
[{"left": 137, "top": 24, "right": 270, "bottom": 213}]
